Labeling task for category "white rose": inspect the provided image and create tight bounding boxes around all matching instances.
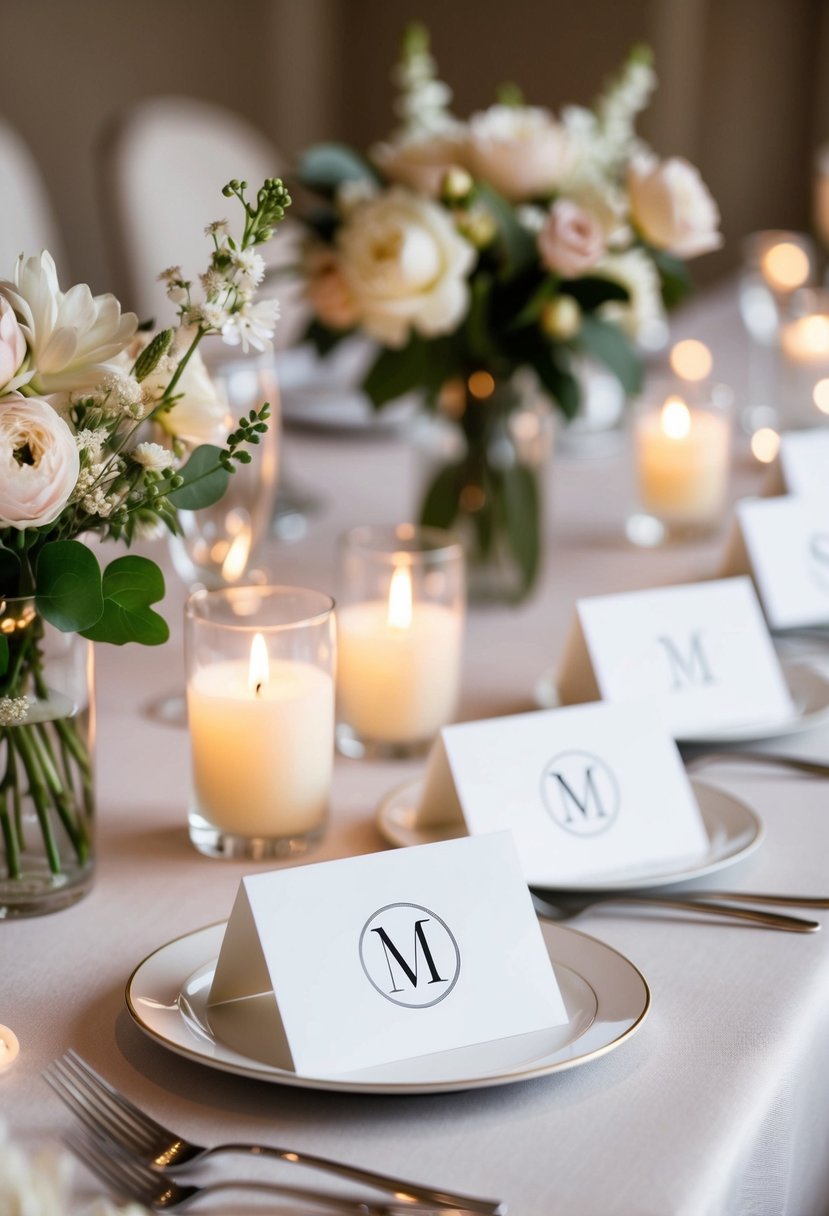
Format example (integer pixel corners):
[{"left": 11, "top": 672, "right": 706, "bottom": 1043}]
[
  {"left": 336, "top": 188, "right": 474, "bottom": 347},
  {"left": 628, "top": 154, "right": 722, "bottom": 259},
  {"left": 371, "top": 130, "right": 467, "bottom": 197},
  {"left": 139, "top": 337, "right": 231, "bottom": 448},
  {"left": 465, "top": 105, "right": 576, "bottom": 202},
  {"left": 0, "top": 394, "right": 80, "bottom": 529},
  {"left": 538, "top": 199, "right": 606, "bottom": 277}
]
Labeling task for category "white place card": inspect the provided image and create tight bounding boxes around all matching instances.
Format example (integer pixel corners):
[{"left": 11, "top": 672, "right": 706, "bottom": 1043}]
[
  {"left": 557, "top": 577, "right": 794, "bottom": 737},
  {"left": 724, "top": 496, "right": 829, "bottom": 630},
  {"left": 417, "top": 702, "right": 710, "bottom": 887},
  {"left": 771, "top": 430, "right": 829, "bottom": 498},
  {"left": 207, "top": 834, "right": 567, "bottom": 1076}
]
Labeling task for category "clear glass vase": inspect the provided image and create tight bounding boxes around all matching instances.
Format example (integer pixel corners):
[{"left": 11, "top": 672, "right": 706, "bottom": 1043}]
[
  {"left": 413, "top": 372, "right": 554, "bottom": 603},
  {"left": 0, "top": 599, "right": 95, "bottom": 917}
]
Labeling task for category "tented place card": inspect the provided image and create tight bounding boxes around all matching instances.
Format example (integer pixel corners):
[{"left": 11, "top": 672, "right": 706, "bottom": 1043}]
[
  {"left": 724, "top": 496, "right": 829, "bottom": 630},
  {"left": 765, "top": 430, "right": 829, "bottom": 498},
  {"left": 416, "top": 703, "right": 710, "bottom": 886},
  {"left": 557, "top": 577, "right": 794, "bottom": 737},
  {"left": 207, "top": 834, "right": 567, "bottom": 1075}
]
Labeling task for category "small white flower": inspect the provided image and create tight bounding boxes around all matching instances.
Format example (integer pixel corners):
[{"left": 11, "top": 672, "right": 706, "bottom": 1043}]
[
  {"left": 0, "top": 696, "right": 29, "bottom": 725},
  {"left": 222, "top": 298, "right": 280, "bottom": 353},
  {"left": 131, "top": 441, "right": 175, "bottom": 471},
  {"left": 200, "top": 268, "right": 227, "bottom": 298},
  {"left": 231, "top": 248, "right": 266, "bottom": 290},
  {"left": 166, "top": 282, "right": 189, "bottom": 305},
  {"left": 75, "top": 428, "right": 108, "bottom": 460},
  {"left": 204, "top": 220, "right": 230, "bottom": 237},
  {"left": 199, "top": 302, "right": 230, "bottom": 330},
  {"left": 81, "top": 486, "right": 116, "bottom": 518},
  {"left": 158, "top": 265, "right": 183, "bottom": 283}
]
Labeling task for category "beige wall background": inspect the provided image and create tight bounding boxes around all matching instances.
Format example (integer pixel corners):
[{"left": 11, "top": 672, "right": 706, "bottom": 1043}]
[{"left": 2, "top": 0, "right": 828, "bottom": 301}]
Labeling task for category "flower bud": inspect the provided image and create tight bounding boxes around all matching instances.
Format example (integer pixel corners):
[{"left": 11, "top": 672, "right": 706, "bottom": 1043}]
[
  {"left": 541, "top": 295, "right": 581, "bottom": 340},
  {"left": 455, "top": 206, "right": 497, "bottom": 249},
  {"left": 441, "top": 166, "right": 474, "bottom": 204}
]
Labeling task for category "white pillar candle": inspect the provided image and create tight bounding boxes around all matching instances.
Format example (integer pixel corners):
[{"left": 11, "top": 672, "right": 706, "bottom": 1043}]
[
  {"left": 338, "top": 566, "right": 462, "bottom": 744},
  {"left": 188, "top": 634, "right": 334, "bottom": 838},
  {"left": 635, "top": 395, "right": 731, "bottom": 526}
]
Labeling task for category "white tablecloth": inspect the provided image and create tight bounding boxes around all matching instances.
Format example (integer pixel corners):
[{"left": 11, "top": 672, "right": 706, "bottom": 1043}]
[{"left": 6, "top": 285, "right": 829, "bottom": 1216}]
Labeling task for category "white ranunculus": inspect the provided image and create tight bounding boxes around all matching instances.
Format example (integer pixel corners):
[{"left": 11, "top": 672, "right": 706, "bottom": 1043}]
[
  {"left": 140, "top": 338, "right": 231, "bottom": 447},
  {"left": 336, "top": 188, "right": 474, "bottom": 347},
  {"left": 0, "top": 394, "right": 80, "bottom": 529},
  {"left": 465, "top": 105, "right": 576, "bottom": 202},
  {"left": 0, "top": 252, "right": 138, "bottom": 394},
  {"left": 372, "top": 129, "right": 467, "bottom": 197},
  {"left": 628, "top": 154, "right": 722, "bottom": 259},
  {"left": 538, "top": 199, "right": 606, "bottom": 277}
]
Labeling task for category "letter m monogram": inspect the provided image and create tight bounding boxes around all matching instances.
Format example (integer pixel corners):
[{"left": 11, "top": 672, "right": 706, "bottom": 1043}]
[
  {"left": 549, "top": 766, "right": 608, "bottom": 825},
  {"left": 656, "top": 631, "right": 715, "bottom": 691},
  {"left": 371, "top": 919, "right": 447, "bottom": 995}
]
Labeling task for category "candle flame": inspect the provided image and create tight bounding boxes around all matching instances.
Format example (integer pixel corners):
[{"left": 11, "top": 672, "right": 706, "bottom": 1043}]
[
  {"left": 761, "top": 243, "right": 810, "bottom": 292},
  {"left": 387, "top": 564, "right": 413, "bottom": 630},
  {"left": 248, "top": 632, "right": 269, "bottom": 695},
  {"left": 220, "top": 511, "right": 252, "bottom": 583},
  {"left": 660, "top": 396, "right": 692, "bottom": 440},
  {"left": 670, "top": 339, "right": 712, "bottom": 382}
]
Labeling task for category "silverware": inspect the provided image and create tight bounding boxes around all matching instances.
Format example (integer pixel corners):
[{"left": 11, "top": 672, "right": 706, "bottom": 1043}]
[
  {"left": 682, "top": 749, "right": 829, "bottom": 778},
  {"left": 46, "top": 1051, "right": 506, "bottom": 1216},
  {"left": 65, "top": 1129, "right": 477, "bottom": 1214},
  {"left": 530, "top": 891, "right": 821, "bottom": 932}
]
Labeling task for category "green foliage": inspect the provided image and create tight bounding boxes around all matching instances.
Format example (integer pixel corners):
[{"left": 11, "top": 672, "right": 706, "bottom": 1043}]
[
  {"left": 533, "top": 350, "right": 582, "bottom": 419},
  {"left": 363, "top": 334, "right": 458, "bottom": 408},
  {"left": 420, "top": 463, "right": 463, "bottom": 530},
  {"left": 305, "top": 318, "right": 352, "bottom": 357},
  {"left": 81, "top": 556, "right": 168, "bottom": 646},
  {"left": 298, "top": 144, "right": 380, "bottom": 198},
  {"left": 167, "top": 445, "right": 230, "bottom": 510},
  {"left": 0, "top": 545, "right": 21, "bottom": 597},
  {"left": 561, "top": 276, "right": 630, "bottom": 311},
  {"left": 0, "top": 635, "right": 8, "bottom": 677},
  {"left": 132, "top": 328, "right": 174, "bottom": 382},
  {"left": 650, "top": 247, "right": 693, "bottom": 309},
  {"left": 500, "top": 463, "right": 540, "bottom": 594},
  {"left": 475, "top": 184, "right": 537, "bottom": 276},
  {"left": 35, "top": 541, "right": 104, "bottom": 633},
  {"left": 577, "top": 315, "right": 643, "bottom": 394}
]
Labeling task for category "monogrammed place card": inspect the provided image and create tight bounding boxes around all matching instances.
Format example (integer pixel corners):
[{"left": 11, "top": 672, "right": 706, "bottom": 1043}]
[
  {"left": 557, "top": 577, "right": 794, "bottom": 737},
  {"left": 416, "top": 703, "right": 709, "bottom": 887},
  {"left": 207, "top": 834, "right": 567, "bottom": 1076},
  {"left": 724, "top": 496, "right": 829, "bottom": 630}
]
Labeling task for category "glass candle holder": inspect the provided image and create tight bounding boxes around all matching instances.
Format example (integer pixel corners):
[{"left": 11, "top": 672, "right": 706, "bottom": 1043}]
[
  {"left": 626, "top": 380, "right": 733, "bottom": 547},
  {"left": 778, "top": 287, "right": 829, "bottom": 427},
  {"left": 185, "top": 585, "right": 335, "bottom": 859},
  {"left": 336, "top": 524, "right": 465, "bottom": 759}
]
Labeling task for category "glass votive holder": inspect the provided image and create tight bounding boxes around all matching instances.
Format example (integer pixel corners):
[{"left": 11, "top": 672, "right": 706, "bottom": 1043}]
[
  {"left": 779, "top": 288, "right": 829, "bottom": 428},
  {"left": 336, "top": 524, "right": 465, "bottom": 759},
  {"left": 626, "top": 379, "right": 734, "bottom": 547},
  {"left": 185, "top": 585, "right": 336, "bottom": 859}
]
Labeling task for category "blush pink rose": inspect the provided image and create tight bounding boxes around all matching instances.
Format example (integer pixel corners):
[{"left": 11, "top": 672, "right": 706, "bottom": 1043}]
[
  {"left": 538, "top": 200, "right": 606, "bottom": 277},
  {"left": 0, "top": 395, "right": 80, "bottom": 529},
  {"left": 0, "top": 298, "right": 27, "bottom": 392}
]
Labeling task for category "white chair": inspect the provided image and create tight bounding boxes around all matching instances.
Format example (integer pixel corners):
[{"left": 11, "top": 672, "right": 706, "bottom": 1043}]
[
  {"left": 99, "top": 95, "right": 300, "bottom": 327},
  {"left": 0, "top": 118, "right": 65, "bottom": 273}
]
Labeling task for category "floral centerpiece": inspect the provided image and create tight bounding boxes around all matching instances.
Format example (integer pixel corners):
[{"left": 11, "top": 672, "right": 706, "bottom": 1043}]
[
  {"left": 298, "top": 25, "right": 721, "bottom": 599},
  {"left": 0, "top": 177, "right": 290, "bottom": 914}
]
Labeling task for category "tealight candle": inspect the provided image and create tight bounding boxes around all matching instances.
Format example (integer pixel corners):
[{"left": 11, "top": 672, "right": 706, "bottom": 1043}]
[
  {"left": 629, "top": 383, "right": 733, "bottom": 544},
  {"left": 336, "top": 525, "right": 465, "bottom": 758},
  {"left": 185, "top": 586, "right": 335, "bottom": 858},
  {"left": 0, "top": 1024, "right": 20, "bottom": 1071}
]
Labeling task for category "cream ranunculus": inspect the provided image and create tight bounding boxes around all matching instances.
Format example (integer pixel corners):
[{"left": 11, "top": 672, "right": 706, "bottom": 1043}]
[
  {"left": 628, "top": 154, "right": 722, "bottom": 259},
  {"left": 335, "top": 188, "right": 474, "bottom": 347},
  {"left": 0, "top": 297, "right": 29, "bottom": 393},
  {"left": 538, "top": 199, "right": 606, "bottom": 277},
  {"left": 0, "top": 252, "right": 138, "bottom": 394},
  {"left": 465, "top": 105, "right": 576, "bottom": 202},
  {"left": 143, "top": 339, "right": 232, "bottom": 448},
  {"left": 371, "top": 129, "right": 468, "bottom": 197},
  {"left": 0, "top": 394, "right": 80, "bottom": 529}
]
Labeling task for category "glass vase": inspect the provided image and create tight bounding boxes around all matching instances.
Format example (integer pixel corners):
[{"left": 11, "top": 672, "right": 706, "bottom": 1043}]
[
  {"left": 0, "top": 599, "right": 95, "bottom": 917},
  {"left": 413, "top": 372, "right": 554, "bottom": 603}
]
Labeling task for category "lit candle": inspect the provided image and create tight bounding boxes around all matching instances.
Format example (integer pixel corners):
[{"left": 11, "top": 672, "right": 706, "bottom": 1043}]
[
  {"left": 187, "top": 631, "right": 334, "bottom": 838},
  {"left": 635, "top": 394, "right": 731, "bottom": 527},
  {"left": 780, "top": 313, "right": 829, "bottom": 364},
  {"left": 337, "top": 563, "right": 463, "bottom": 746},
  {"left": 0, "top": 1024, "right": 19, "bottom": 1071},
  {"left": 759, "top": 242, "right": 811, "bottom": 293}
]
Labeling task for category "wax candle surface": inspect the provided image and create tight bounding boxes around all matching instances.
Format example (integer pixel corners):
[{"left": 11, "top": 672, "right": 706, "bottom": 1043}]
[
  {"left": 635, "top": 399, "right": 730, "bottom": 525},
  {"left": 338, "top": 602, "right": 462, "bottom": 743},
  {"left": 188, "top": 659, "right": 333, "bottom": 837}
]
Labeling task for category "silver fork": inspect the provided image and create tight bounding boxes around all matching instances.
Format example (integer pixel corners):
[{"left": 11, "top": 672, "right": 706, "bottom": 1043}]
[
  {"left": 66, "top": 1130, "right": 478, "bottom": 1214},
  {"left": 530, "top": 891, "right": 821, "bottom": 932},
  {"left": 46, "top": 1052, "right": 505, "bottom": 1216}
]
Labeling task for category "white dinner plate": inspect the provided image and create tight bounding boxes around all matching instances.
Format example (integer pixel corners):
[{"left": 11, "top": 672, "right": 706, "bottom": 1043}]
[
  {"left": 376, "top": 777, "right": 763, "bottom": 892},
  {"left": 533, "top": 659, "right": 829, "bottom": 745},
  {"left": 126, "top": 921, "right": 649, "bottom": 1095}
]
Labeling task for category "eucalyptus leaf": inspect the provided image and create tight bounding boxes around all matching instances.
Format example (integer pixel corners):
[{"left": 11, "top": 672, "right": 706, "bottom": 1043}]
[
  {"left": 562, "top": 276, "right": 630, "bottom": 311},
  {"left": 298, "top": 143, "right": 380, "bottom": 197},
  {"left": 36, "top": 541, "right": 104, "bottom": 632},
  {"left": 419, "top": 463, "right": 463, "bottom": 530},
  {"left": 476, "top": 183, "right": 537, "bottom": 276},
  {"left": 81, "top": 556, "right": 168, "bottom": 646},
  {"left": 500, "top": 464, "right": 540, "bottom": 593},
  {"left": 304, "top": 319, "right": 352, "bottom": 357},
  {"left": 650, "top": 247, "right": 694, "bottom": 309},
  {"left": 168, "top": 445, "right": 230, "bottom": 510},
  {"left": 577, "top": 315, "right": 643, "bottom": 395},
  {"left": 533, "top": 351, "right": 582, "bottom": 419}
]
